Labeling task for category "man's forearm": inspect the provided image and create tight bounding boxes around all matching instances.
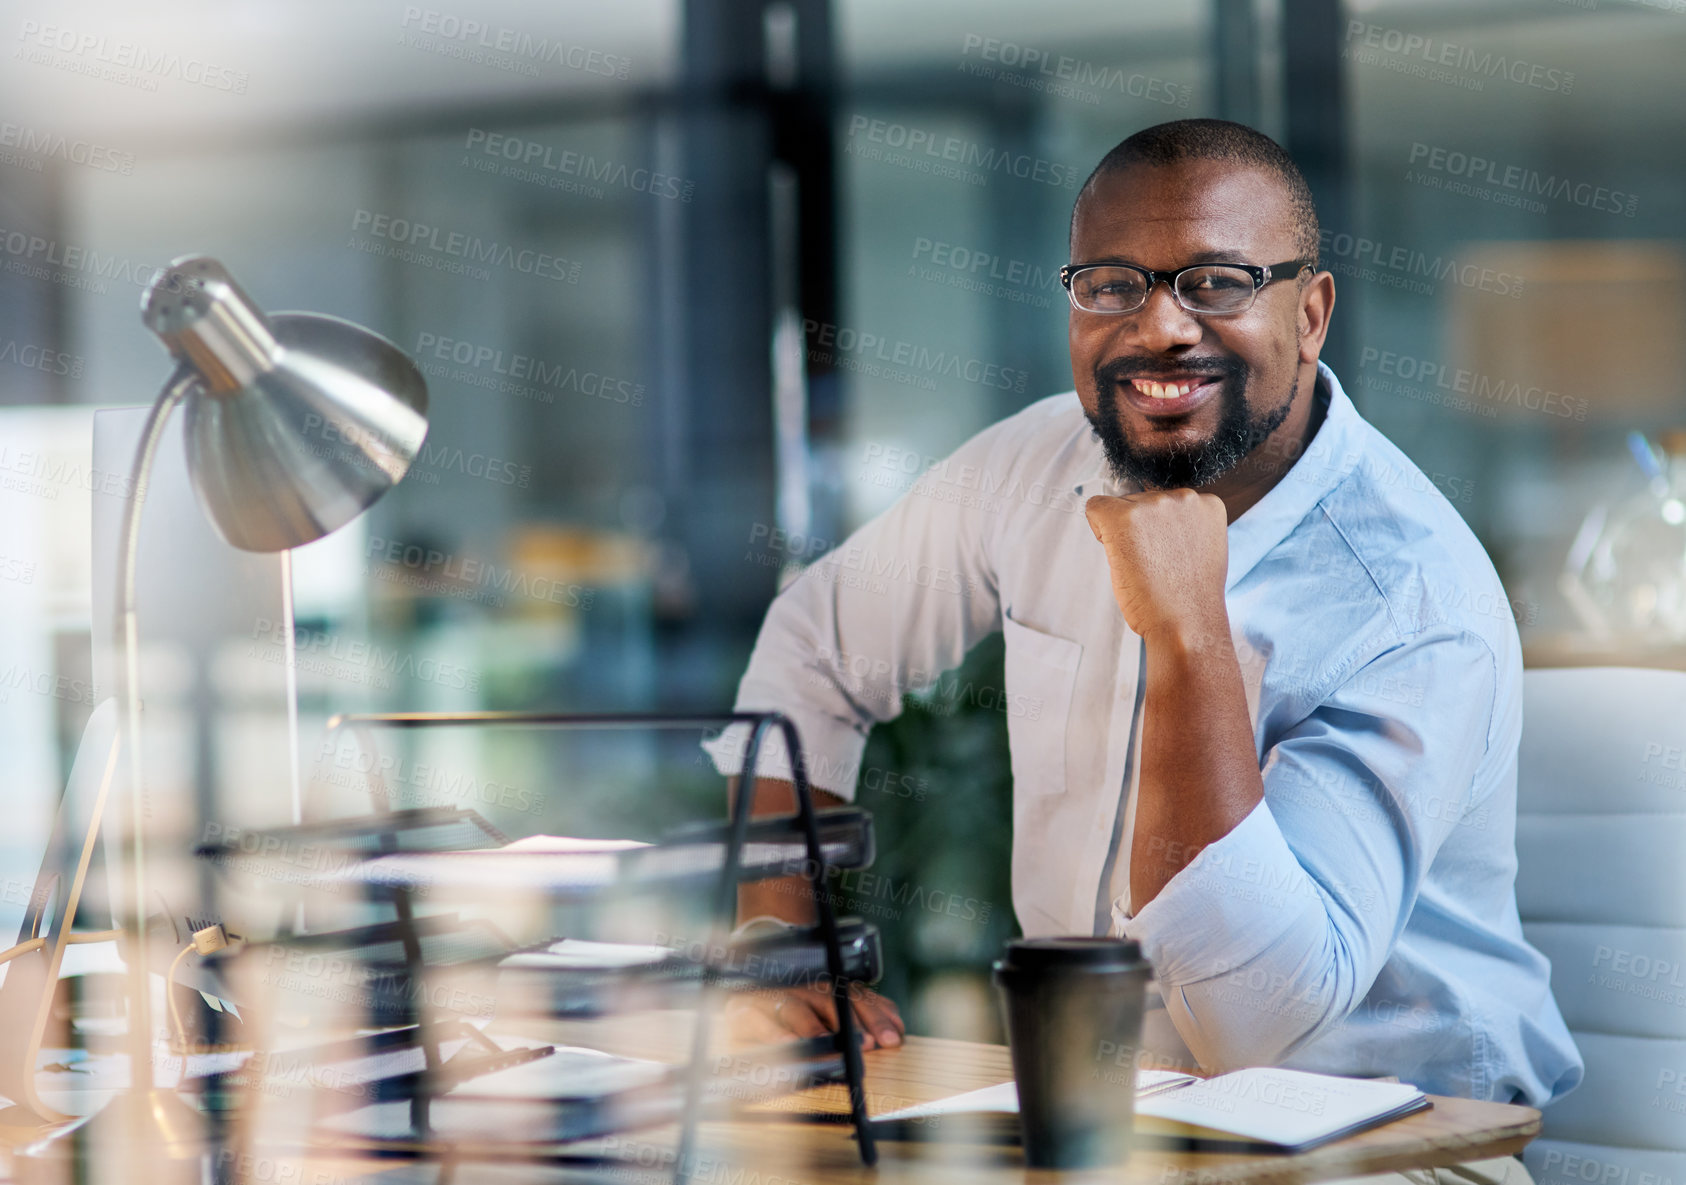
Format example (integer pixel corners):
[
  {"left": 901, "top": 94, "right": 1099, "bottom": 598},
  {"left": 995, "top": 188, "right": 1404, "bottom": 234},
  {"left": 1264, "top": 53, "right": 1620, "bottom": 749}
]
[
  {"left": 1130, "top": 617, "right": 1265, "bottom": 910},
  {"left": 733, "top": 776, "right": 849, "bottom": 926}
]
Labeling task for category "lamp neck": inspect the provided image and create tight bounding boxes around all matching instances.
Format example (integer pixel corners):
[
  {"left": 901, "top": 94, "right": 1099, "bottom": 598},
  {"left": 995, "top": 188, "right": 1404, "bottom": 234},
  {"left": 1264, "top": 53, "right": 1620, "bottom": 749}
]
[
  {"left": 113, "top": 367, "right": 196, "bottom": 1091},
  {"left": 142, "top": 259, "right": 281, "bottom": 395}
]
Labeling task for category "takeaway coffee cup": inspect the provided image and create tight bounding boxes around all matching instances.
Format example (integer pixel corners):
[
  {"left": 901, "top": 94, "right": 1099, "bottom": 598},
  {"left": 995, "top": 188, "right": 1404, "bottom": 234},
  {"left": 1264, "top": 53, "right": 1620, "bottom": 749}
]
[{"left": 992, "top": 937, "right": 1153, "bottom": 1168}]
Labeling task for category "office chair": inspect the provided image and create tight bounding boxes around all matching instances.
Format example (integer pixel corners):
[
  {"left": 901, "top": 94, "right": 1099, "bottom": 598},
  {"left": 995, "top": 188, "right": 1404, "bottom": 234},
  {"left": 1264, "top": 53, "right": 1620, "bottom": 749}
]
[{"left": 1516, "top": 666, "right": 1686, "bottom": 1185}]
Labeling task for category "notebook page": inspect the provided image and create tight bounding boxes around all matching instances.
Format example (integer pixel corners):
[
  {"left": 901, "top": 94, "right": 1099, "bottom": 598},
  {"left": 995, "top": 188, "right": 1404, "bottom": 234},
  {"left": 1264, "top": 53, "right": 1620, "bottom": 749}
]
[
  {"left": 1135, "top": 1067, "right": 1424, "bottom": 1147},
  {"left": 873, "top": 1068, "right": 1200, "bottom": 1121}
]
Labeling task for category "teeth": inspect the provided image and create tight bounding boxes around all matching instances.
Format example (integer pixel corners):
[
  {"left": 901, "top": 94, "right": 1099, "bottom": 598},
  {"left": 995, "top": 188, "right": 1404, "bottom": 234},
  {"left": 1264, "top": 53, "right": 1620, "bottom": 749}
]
[{"left": 1135, "top": 379, "right": 1197, "bottom": 399}]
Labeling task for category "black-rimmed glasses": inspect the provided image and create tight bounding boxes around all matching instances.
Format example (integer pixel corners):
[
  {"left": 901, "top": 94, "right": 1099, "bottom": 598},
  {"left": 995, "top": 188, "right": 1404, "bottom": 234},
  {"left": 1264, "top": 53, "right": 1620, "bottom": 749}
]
[{"left": 1060, "top": 259, "right": 1312, "bottom": 315}]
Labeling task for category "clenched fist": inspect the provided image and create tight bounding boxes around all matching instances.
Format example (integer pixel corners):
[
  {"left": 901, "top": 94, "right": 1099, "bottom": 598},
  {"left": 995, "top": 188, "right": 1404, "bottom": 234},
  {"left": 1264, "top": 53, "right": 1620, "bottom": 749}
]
[{"left": 1084, "top": 490, "right": 1230, "bottom": 644}]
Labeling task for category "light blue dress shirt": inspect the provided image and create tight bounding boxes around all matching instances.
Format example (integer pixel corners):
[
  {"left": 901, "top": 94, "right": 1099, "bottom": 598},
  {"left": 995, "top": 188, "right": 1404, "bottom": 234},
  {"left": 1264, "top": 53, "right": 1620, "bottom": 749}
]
[{"left": 708, "top": 362, "right": 1584, "bottom": 1107}]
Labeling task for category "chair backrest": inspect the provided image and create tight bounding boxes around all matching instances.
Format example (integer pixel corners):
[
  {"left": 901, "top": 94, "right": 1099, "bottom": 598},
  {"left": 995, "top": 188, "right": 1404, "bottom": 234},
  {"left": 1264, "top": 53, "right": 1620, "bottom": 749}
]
[{"left": 1516, "top": 667, "right": 1686, "bottom": 1185}]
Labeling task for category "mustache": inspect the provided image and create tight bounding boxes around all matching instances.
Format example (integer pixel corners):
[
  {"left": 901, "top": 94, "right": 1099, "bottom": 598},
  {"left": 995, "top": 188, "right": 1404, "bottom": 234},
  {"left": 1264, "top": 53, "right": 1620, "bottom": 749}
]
[{"left": 1094, "top": 355, "right": 1247, "bottom": 388}]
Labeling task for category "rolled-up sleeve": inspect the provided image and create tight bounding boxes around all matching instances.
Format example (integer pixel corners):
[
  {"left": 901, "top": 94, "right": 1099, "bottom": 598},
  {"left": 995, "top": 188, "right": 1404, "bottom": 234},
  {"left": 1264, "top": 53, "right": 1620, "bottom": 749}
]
[
  {"left": 703, "top": 430, "right": 1008, "bottom": 798},
  {"left": 1120, "top": 626, "right": 1499, "bottom": 1071}
]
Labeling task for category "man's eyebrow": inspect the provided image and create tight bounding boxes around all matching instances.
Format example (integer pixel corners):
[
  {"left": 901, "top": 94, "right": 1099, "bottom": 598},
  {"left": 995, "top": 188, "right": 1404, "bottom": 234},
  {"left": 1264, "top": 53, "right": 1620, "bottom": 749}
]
[
  {"left": 1181, "top": 249, "right": 1253, "bottom": 264},
  {"left": 1069, "top": 249, "right": 1257, "bottom": 267}
]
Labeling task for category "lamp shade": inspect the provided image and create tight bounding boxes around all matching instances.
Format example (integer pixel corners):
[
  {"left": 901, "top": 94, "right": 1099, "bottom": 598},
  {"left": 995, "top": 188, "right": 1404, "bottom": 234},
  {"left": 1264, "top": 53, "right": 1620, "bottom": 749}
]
[{"left": 141, "top": 257, "right": 428, "bottom": 552}]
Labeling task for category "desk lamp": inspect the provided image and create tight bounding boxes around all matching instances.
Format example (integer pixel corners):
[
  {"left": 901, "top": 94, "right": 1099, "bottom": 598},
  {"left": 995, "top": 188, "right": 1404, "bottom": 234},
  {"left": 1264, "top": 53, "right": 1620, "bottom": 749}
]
[{"left": 18, "top": 257, "right": 428, "bottom": 1180}]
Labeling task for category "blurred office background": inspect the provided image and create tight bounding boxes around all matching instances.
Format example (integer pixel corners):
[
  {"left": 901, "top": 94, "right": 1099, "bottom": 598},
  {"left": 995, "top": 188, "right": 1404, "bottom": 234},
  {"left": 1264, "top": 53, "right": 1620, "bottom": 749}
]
[{"left": 0, "top": 0, "right": 1682, "bottom": 1060}]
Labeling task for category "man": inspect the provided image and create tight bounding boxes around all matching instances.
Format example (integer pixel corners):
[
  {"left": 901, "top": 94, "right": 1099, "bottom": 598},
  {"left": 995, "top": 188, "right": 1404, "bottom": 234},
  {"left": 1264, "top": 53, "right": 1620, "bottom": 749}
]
[{"left": 707, "top": 120, "right": 1582, "bottom": 1115}]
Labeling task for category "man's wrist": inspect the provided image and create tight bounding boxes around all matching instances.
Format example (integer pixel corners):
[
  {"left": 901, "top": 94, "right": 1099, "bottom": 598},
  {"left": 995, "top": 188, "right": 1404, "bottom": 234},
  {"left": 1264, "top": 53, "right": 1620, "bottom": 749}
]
[{"left": 1141, "top": 609, "right": 1232, "bottom": 658}]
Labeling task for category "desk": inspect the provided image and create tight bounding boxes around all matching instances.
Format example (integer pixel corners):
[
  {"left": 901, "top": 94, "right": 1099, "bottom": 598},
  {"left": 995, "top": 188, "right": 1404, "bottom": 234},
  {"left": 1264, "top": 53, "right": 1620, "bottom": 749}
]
[
  {"left": 0, "top": 1034, "right": 1539, "bottom": 1184},
  {"left": 700, "top": 1035, "right": 1540, "bottom": 1185}
]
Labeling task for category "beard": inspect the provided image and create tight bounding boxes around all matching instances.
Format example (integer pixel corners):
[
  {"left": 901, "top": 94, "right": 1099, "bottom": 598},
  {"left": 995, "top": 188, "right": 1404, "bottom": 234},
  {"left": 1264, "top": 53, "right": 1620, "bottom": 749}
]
[{"left": 1084, "top": 356, "right": 1295, "bottom": 490}]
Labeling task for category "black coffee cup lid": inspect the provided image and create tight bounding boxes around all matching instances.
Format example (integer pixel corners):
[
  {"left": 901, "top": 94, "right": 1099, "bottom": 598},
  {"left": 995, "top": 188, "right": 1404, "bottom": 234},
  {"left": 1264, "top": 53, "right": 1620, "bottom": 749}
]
[{"left": 996, "top": 936, "right": 1145, "bottom": 972}]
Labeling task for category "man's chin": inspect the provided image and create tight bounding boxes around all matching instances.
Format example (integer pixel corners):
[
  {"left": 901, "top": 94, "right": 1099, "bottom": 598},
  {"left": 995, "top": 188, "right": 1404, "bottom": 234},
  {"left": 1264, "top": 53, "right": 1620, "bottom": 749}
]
[
  {"left": 1123, "top": 454, "right": 1218, "bottom": 491},
  {"left": 1096, "top": 422, "right": 1247, "bottom": 490}
]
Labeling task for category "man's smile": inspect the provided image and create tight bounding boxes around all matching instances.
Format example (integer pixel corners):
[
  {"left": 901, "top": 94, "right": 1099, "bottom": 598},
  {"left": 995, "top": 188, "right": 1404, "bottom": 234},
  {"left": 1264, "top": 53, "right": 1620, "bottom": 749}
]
[{"left": 1116, "top": 372, "right": 1226, "bottom": 419}]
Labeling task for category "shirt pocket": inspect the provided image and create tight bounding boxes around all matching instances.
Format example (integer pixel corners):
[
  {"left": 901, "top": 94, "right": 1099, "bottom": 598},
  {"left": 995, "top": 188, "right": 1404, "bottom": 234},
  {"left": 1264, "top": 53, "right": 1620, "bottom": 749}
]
[{"left": 1002, "top": 610, "right": 1083, "bottom": 797}]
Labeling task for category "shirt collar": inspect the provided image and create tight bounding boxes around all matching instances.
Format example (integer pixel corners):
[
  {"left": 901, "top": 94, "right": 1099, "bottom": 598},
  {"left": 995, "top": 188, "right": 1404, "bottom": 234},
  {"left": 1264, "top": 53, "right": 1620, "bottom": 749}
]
[
  {"left": 1223, "top": 360, "right": 1361, "bottom": 592},
  {"left": 1065, "top": 361, "right": 1364, "bottom": 593},
  {"left": 1072, "top": 438, "right": 1127, "bottom": 498}
]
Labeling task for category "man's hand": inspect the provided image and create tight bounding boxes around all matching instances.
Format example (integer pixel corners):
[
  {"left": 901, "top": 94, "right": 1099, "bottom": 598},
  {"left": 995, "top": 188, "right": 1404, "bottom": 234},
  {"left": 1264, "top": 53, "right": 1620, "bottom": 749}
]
[
  {"left": 725, "top": 982, "right": 905, "bottom": 1051},
  {"left": 1084, "top": 490, "right": 1229, "bottom": 643}
]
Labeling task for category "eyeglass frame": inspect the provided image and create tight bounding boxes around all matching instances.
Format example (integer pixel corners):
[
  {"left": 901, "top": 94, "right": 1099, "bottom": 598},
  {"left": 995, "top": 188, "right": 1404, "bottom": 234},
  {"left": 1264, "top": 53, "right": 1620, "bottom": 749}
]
[{"left": 1059, "top": 258, "right": 1314, "bottom": 315}]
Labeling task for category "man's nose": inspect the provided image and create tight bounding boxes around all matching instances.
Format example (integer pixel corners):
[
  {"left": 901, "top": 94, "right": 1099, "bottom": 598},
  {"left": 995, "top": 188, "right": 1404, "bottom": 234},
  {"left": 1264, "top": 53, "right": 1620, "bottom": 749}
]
[{"left": 1120, "top": 282, "right": 1204, "bottom": 353}]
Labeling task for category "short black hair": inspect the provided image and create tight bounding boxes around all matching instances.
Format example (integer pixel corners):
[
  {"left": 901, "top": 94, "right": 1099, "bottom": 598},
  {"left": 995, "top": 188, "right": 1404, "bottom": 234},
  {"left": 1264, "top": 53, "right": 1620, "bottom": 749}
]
[{"left": 1071, "top": 119, "right": 1320, "bottom": 268}]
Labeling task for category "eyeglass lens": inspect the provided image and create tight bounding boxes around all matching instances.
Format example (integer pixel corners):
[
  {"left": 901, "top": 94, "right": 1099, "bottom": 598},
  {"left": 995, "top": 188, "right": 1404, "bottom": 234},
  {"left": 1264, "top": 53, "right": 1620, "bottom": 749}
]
[{"left": 1070, "top": 265, "right": 1256, "bottom": 313}]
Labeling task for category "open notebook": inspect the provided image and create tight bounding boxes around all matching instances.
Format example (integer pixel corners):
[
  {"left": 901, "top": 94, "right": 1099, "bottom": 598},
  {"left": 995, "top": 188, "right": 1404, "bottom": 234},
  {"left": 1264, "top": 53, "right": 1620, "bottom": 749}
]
[{"left": 872, "top": 1067, "right": 1430, "bottom": 1153}]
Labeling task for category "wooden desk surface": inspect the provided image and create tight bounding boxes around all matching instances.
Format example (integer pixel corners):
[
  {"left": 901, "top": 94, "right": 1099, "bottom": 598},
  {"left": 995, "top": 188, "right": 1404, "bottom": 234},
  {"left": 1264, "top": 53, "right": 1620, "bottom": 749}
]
[
  {"left": 694, "top": 1035, "right": 1540, "bottom": 1185},
  {"left": 0, "top": 1033, "right": 1538, "bottom": 1184}
]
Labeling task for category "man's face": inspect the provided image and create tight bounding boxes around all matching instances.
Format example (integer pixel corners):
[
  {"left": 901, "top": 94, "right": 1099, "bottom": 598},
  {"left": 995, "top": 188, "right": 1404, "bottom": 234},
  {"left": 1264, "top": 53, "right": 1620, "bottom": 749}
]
[{"left": 1068, "top": 160, "right": 1310, "bottom": 491}]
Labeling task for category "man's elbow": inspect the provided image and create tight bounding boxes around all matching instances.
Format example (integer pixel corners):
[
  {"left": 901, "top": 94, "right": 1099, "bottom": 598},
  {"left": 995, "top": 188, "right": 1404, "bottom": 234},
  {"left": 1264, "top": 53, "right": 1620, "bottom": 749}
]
[{"left": 1161, "top": 953, "right": 1361, "bottom": 1071}]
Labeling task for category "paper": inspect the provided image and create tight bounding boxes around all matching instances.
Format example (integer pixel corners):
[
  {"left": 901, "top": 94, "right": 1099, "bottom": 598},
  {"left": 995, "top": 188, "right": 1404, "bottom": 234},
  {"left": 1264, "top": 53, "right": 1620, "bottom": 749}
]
[
  {"left": 1135, "top": 1067, "right": 1425, "bottom": 1149},
  {"left": 343, "top": 836, "right": 856, "bottom": 893},
  {"left": 498, "top": 938, "right": 674, "bottom": 971},
  {"left": 502, "top": 836, "right": 651, "bottom": 854},
  {"left": 320, "top": 1044, "right": 717, "bottom": 1144},
  {"left": 872, "top": 1067, "right": 1426, "bottom": 1151},
  {"left": 873, "top": 1068, "right": 1197, "bottom": 1122}
]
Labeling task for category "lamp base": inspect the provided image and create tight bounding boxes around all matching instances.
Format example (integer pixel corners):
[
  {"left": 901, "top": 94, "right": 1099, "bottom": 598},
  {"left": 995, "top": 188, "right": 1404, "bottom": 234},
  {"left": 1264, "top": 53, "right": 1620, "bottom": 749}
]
[{"left": 15, "top": 1087, "right": 208, "bottom": 1185}]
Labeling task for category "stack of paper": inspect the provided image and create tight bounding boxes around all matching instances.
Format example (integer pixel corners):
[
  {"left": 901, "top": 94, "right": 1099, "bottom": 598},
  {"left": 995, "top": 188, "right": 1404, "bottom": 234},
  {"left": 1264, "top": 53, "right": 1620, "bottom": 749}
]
[{"left": 871, "top": 1066, "right": 1429, "bottom": 1152}]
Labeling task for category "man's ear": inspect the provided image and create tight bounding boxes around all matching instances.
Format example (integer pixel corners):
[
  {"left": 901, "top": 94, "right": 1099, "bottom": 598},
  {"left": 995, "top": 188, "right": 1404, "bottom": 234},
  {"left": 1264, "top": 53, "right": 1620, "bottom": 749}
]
[{"left": 1297, "top": 271, "right": 1336, "bottom": 366}]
